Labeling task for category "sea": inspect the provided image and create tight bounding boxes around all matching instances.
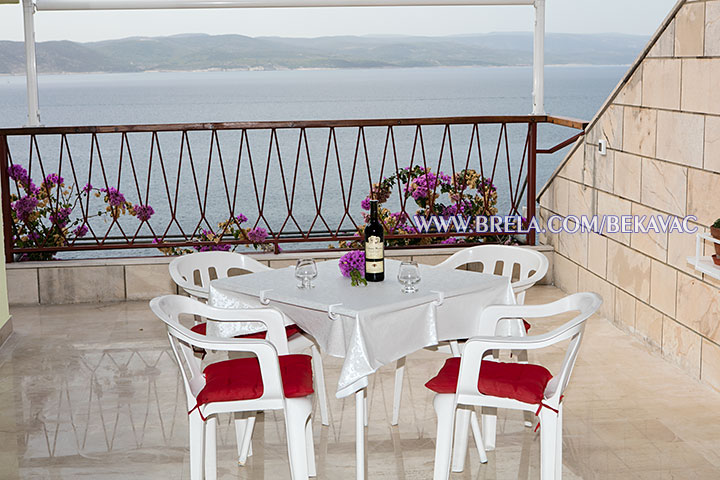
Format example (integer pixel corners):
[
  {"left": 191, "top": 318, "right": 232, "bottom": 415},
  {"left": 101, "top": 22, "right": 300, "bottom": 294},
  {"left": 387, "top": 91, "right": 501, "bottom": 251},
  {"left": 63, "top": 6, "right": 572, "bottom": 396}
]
[{"left": 0, "top": 65, "right": 626, "bottom": 256}]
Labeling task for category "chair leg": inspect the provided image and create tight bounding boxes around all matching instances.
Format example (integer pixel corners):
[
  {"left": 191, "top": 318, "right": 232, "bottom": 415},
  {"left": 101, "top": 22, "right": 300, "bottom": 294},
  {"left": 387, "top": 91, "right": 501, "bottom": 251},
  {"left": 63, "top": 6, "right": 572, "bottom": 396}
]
[
  {"left": 392, "top": 356, "right": 405, "bottom": 426},
  {"left": 364, "top": 391, "right": 369, "bottom": 427},
  {"left": 205, "top": 415, "right": 217, "bottom": 480},
  {"left": 539, "top": 409, "right": 558, "bottom": 480},
  {"left": 234, "top": 413, "right": 247, "bottom": 464},
  {"left": 481, "top": 407, "right": 497, "bottom": 451},
  {"left": 189, "top": 410, "right": 205, "bottom": 480},
  {"left": 248, "top": 428, "right": 253, "bottom": 457},
  {"left": 515, "top": 349, "right": 534, "bottom": 428},
  {"left": 451, "top": 406, "right": 471, "bottom": 472},
  {"left": 311, "top": 345, "right": 330, "bottom": 426},
  {"left": 306, "top": 414, "right": 317, "bottom": 477},
  {"left": 356, "top": 389, "right": 367, "bottom": 479},
  {"left": 235, "top": 412, "right": 255, "bottom": 465},
  {"left": 432, "top": 394, "right": 456, "bottom": 480},
  {"left": 285, "top": 398, "right": 313, "bottom": 480},
  {"left": 556, "top": 406, "right": 563, "bottom": 479},
  {"left": 469, "top": 410, "right": 488, "bottom": 464},
  {"left": 238, "top": 413, "right": 256, "bottom": 466}
]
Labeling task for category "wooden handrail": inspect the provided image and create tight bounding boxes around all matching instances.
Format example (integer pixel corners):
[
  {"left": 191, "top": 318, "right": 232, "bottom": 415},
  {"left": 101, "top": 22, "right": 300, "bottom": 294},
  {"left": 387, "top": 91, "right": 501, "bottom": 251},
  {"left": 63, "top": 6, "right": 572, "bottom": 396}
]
[{"left": 0, "top": 114, "right": 586, "bottom": 136}]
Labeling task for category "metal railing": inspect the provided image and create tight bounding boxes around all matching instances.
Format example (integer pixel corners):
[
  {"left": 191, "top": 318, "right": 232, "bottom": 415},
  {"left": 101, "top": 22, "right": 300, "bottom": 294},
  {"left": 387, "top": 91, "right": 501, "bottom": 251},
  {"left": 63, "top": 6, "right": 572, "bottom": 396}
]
[{"left": 0, "top": 115, "right": 585, "bottom": 261}]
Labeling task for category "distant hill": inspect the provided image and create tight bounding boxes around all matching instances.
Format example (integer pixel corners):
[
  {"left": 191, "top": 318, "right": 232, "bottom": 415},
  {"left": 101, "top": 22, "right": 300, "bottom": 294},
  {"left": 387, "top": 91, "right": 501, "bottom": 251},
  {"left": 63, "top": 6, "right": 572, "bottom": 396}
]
[{"left": 0, "top": 32, "right": 648, "bottom": 74}]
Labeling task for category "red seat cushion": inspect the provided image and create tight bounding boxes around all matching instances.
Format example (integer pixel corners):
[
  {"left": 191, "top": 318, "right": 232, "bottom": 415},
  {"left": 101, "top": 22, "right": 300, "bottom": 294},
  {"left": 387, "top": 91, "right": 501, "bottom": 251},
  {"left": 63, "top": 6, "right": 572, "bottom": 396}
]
[
  {"left": 190, "top": 322, "right": 303, "bottom": 340},
  {"left": 523, "top": 320, "right": 532, "bottom": 333},
  {"left": 425, "top": 357, "right": 553, "bottom": 405},
  {"left": 195, "top": 354, "right": 314, "bottom": 408}
]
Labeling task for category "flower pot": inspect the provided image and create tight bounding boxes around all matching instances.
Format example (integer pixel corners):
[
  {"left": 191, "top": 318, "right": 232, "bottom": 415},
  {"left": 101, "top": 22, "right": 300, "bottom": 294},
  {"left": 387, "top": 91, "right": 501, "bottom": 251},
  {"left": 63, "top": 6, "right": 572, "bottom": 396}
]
[
  {"left": 712, "top": 227, "right": 720, "bottom": 256},
  {"left": 713, "top": 254, "right": 720, "bottom": 267}
]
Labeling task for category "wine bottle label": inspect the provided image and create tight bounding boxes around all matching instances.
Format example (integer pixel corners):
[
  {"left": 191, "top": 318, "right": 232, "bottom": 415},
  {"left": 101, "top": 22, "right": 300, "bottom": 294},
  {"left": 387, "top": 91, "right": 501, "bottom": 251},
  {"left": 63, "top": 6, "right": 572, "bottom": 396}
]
[
  {"left": 365, "top": 235, "right": 384, "bottom": 258},
  {"left": 365, "top": 235, "right": 384, "bottom": 274},
  {"left": 366, "top": 260, "right": 384, "bottom": 274}
]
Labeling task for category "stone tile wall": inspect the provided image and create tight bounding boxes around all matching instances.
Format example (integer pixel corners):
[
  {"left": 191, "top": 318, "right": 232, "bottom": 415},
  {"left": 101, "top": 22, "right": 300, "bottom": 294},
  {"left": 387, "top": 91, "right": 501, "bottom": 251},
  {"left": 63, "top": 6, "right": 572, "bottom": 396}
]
[
  {"left": 539, "top": 0, "right": 720, "bottom": 392},
  {"left": 5, "top": 245, "right": 554, "bottom": 305}
]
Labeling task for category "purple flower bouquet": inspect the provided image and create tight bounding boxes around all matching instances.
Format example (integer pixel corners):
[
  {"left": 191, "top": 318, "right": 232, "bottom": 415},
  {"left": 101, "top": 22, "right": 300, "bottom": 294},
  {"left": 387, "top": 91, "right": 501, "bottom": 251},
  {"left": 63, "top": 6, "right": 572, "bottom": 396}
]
[{"left": 338, "top": 250, "right": 367, "bottom": 287}]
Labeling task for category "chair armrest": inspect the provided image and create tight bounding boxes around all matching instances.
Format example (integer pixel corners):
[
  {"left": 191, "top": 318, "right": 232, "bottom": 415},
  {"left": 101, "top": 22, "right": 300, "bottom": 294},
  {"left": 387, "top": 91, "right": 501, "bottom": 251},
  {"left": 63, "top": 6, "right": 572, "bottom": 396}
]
[
  {"left": 199, "top": 306, "right": 290, "bottom": 354},
  {"left": 510, "top": 255, "right": 549, "bottom": 294},
  {"left": 477, "top": 297, "right": 583, "bottom": 336},
  {"left": 152, "top": 295, "right": 290, "bottom": 354},
  {"left": 511, "top": 274, "right": 541, "bottom": 295},
  {"left": 465, "top": 332, "right": 564, "bottom": 352},
  {"left": 180, "top": 284, "right": 210, "bottom": 300},
  {"left": 192, "top": 334, "right": 278, "bottom": 352}
]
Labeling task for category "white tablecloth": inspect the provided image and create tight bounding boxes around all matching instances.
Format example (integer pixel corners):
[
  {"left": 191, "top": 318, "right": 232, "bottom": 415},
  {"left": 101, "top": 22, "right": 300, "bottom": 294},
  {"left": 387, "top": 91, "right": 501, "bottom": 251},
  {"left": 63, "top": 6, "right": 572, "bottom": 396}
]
[{"left": 208, "top": 259, "right": 514, "bottom": 398}]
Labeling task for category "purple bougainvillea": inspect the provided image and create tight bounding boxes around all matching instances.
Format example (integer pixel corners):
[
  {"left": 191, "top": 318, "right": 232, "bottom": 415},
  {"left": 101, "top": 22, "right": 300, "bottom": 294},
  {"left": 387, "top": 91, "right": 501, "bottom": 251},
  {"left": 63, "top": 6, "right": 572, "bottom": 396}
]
[
  {"left": 12, "top": 196, "right": 39, "bottom": 222},
  {"left": 8, "top": 163, "right": 155, "bottom": 261},
  {"left": 101, "top": 187, "right": 127, "bottom": 207},
  {"left": 44, "top": 173, "right": 64, "bottom": 186},
  {"left": 73, "top": 224, "right": 89, "bottom": 238},
  {"left": 247, "top": 227, "right": 268, "bottom": 244},
  {"left": 134, "top": 204, "right": 155, "bottom": 222},
  {"left": 8, "top": 164, "right": 28, "bottom": 182},
  {"left": 406, "top": 171, "right": 452, "bottom": 201},
  {"left": 441, "top": 237, "right": 460, "bottom": 245},
  {"left": 196, "top": 243, "right": 232, "bottom": 252},
  {"left": 338, "top": 250, "right": 366, "bottom": 286},
  {"left": 49, "top": 207, "right": 72, "bottom": 228}
]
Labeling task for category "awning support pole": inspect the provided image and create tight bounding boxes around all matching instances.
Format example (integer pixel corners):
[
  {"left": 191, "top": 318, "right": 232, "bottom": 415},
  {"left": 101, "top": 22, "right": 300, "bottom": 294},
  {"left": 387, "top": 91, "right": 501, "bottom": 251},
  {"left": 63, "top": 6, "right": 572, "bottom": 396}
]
[
  {"left": 532, "top": 0, "right": 545, "bottom": 115},
  {"left": 22, "top": 0, "right": 42, "bottom": 126}
]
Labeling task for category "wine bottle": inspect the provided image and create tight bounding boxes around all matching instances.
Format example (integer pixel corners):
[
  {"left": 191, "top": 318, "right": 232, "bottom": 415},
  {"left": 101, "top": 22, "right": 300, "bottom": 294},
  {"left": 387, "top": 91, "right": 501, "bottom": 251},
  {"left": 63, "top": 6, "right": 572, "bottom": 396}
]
[{"left": 364, "top": 200, "right": 385, "bottom": 282}]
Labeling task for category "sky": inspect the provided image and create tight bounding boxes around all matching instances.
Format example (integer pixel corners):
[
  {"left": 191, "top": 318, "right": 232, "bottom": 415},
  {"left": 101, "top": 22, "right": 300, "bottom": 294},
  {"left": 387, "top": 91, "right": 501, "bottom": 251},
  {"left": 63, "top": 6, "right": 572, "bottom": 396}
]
[{"left": 0, "top": 0, "right": 677, "bottom": 42}]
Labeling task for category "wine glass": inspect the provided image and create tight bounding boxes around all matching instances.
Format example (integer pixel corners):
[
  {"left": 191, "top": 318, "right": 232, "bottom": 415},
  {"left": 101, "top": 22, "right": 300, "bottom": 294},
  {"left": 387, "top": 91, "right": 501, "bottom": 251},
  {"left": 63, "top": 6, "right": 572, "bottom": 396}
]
[
  {"left": 397, "top": 261, "right": 421, "bottom": 293},
  {"left": 295, "top": 258, "right": 318, "bottom": 289}
]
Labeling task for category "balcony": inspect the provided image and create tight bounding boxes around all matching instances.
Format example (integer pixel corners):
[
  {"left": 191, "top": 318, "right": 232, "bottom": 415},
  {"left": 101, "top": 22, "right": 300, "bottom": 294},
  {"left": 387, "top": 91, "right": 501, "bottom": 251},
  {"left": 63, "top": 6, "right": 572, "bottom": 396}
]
[
  {"left": 3, "top": 0, "right": 720, "bottom": 476},
  {"left": 0, "top": 100, "right": 719, "bottom": 478},
  {"left": 2, "top": 283, "right": 719, "bottom": 478}
]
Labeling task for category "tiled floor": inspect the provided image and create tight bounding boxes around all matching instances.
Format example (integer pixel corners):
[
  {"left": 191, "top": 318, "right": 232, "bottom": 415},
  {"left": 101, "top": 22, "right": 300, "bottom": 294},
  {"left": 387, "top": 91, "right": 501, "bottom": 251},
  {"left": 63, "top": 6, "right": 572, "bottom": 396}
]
[{"left": 1, "top": 286, "right": 719, "bottom": 479}]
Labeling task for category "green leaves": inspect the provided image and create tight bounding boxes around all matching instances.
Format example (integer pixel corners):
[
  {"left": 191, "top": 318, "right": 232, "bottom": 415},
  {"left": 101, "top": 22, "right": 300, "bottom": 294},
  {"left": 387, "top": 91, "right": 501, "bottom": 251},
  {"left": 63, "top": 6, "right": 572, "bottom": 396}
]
[{"left": 350, "top": 270, "right": 368, "bottom": 287}]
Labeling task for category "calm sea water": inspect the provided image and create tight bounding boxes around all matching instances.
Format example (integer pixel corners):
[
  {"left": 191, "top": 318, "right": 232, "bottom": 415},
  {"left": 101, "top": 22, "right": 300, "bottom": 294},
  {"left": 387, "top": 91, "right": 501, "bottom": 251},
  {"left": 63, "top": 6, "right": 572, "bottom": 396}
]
[
  {"left": 0, "top": 65, "right": 625, "bottom": 256},
  {"left": 0, "top": 65, "right": 623, "bottom": 126}
]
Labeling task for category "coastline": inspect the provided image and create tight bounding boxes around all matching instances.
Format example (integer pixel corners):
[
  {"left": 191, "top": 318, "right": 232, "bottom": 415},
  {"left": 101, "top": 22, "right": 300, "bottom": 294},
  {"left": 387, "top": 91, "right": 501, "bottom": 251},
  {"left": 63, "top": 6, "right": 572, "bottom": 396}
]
[{"left": 0, "top": 63, "right": 630, "bottom": 78}]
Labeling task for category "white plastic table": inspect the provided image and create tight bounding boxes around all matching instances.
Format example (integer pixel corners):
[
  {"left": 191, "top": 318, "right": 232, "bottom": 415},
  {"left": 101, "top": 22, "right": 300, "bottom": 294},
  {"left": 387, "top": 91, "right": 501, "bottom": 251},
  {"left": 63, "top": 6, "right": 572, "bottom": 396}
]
[{"left": 208, "top": 258, "right": 514, "bottom": 479}]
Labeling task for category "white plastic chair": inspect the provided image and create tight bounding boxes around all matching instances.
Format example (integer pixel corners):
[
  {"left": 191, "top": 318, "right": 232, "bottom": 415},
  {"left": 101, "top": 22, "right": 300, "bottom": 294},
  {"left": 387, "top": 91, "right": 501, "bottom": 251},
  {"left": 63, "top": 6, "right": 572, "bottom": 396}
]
[
  {"left": 391, "top": 245, "right": 549, "bottom": 426},
  {"left": 150, "top": 295, "right": 317, "bottom": 480},
  {"left": 428, "top": 292, "right": 602, "bottom": 480},
  {"left": 168, "top": 251, "right": 330, "bottom": 430},
  {"left": 435, "top": 245, "right": 549, "bottom": 306},
  {"left": 169, "top": 251, "right": 271, "bottom": 300}
]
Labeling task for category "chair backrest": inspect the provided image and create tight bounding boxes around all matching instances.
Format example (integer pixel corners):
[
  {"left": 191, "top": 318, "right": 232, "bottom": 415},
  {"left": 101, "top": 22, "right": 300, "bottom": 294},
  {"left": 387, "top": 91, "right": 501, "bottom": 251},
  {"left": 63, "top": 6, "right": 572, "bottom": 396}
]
[
  {"left": 150, "top": 295, "right": 287, "bottom": 409},
  {"left": 169, "top": 251, "right": 271, "bottom": 299},
  {"left": 459, "top": 292, "right": 602, "bottom": 403},
  {"left": 435, "top": 245, "right": 549, "bottom": 304}
]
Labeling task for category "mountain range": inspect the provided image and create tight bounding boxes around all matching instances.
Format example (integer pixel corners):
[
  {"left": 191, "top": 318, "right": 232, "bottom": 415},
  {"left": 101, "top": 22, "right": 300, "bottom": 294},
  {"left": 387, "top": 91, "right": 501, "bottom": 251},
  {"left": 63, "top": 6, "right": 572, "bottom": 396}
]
[{"left": 0, "top": 32, "right": 648, "bottom": 74}]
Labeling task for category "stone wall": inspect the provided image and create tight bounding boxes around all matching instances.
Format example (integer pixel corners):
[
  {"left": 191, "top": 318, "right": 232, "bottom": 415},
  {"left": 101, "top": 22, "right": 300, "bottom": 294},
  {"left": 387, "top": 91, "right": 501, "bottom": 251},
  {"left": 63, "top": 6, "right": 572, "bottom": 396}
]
[
  {"left": 539, "top": 0, "right": 720, "bottom": 391},
  {"left": 6, "top": 246, "right": 554, "bottom": 306}
]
